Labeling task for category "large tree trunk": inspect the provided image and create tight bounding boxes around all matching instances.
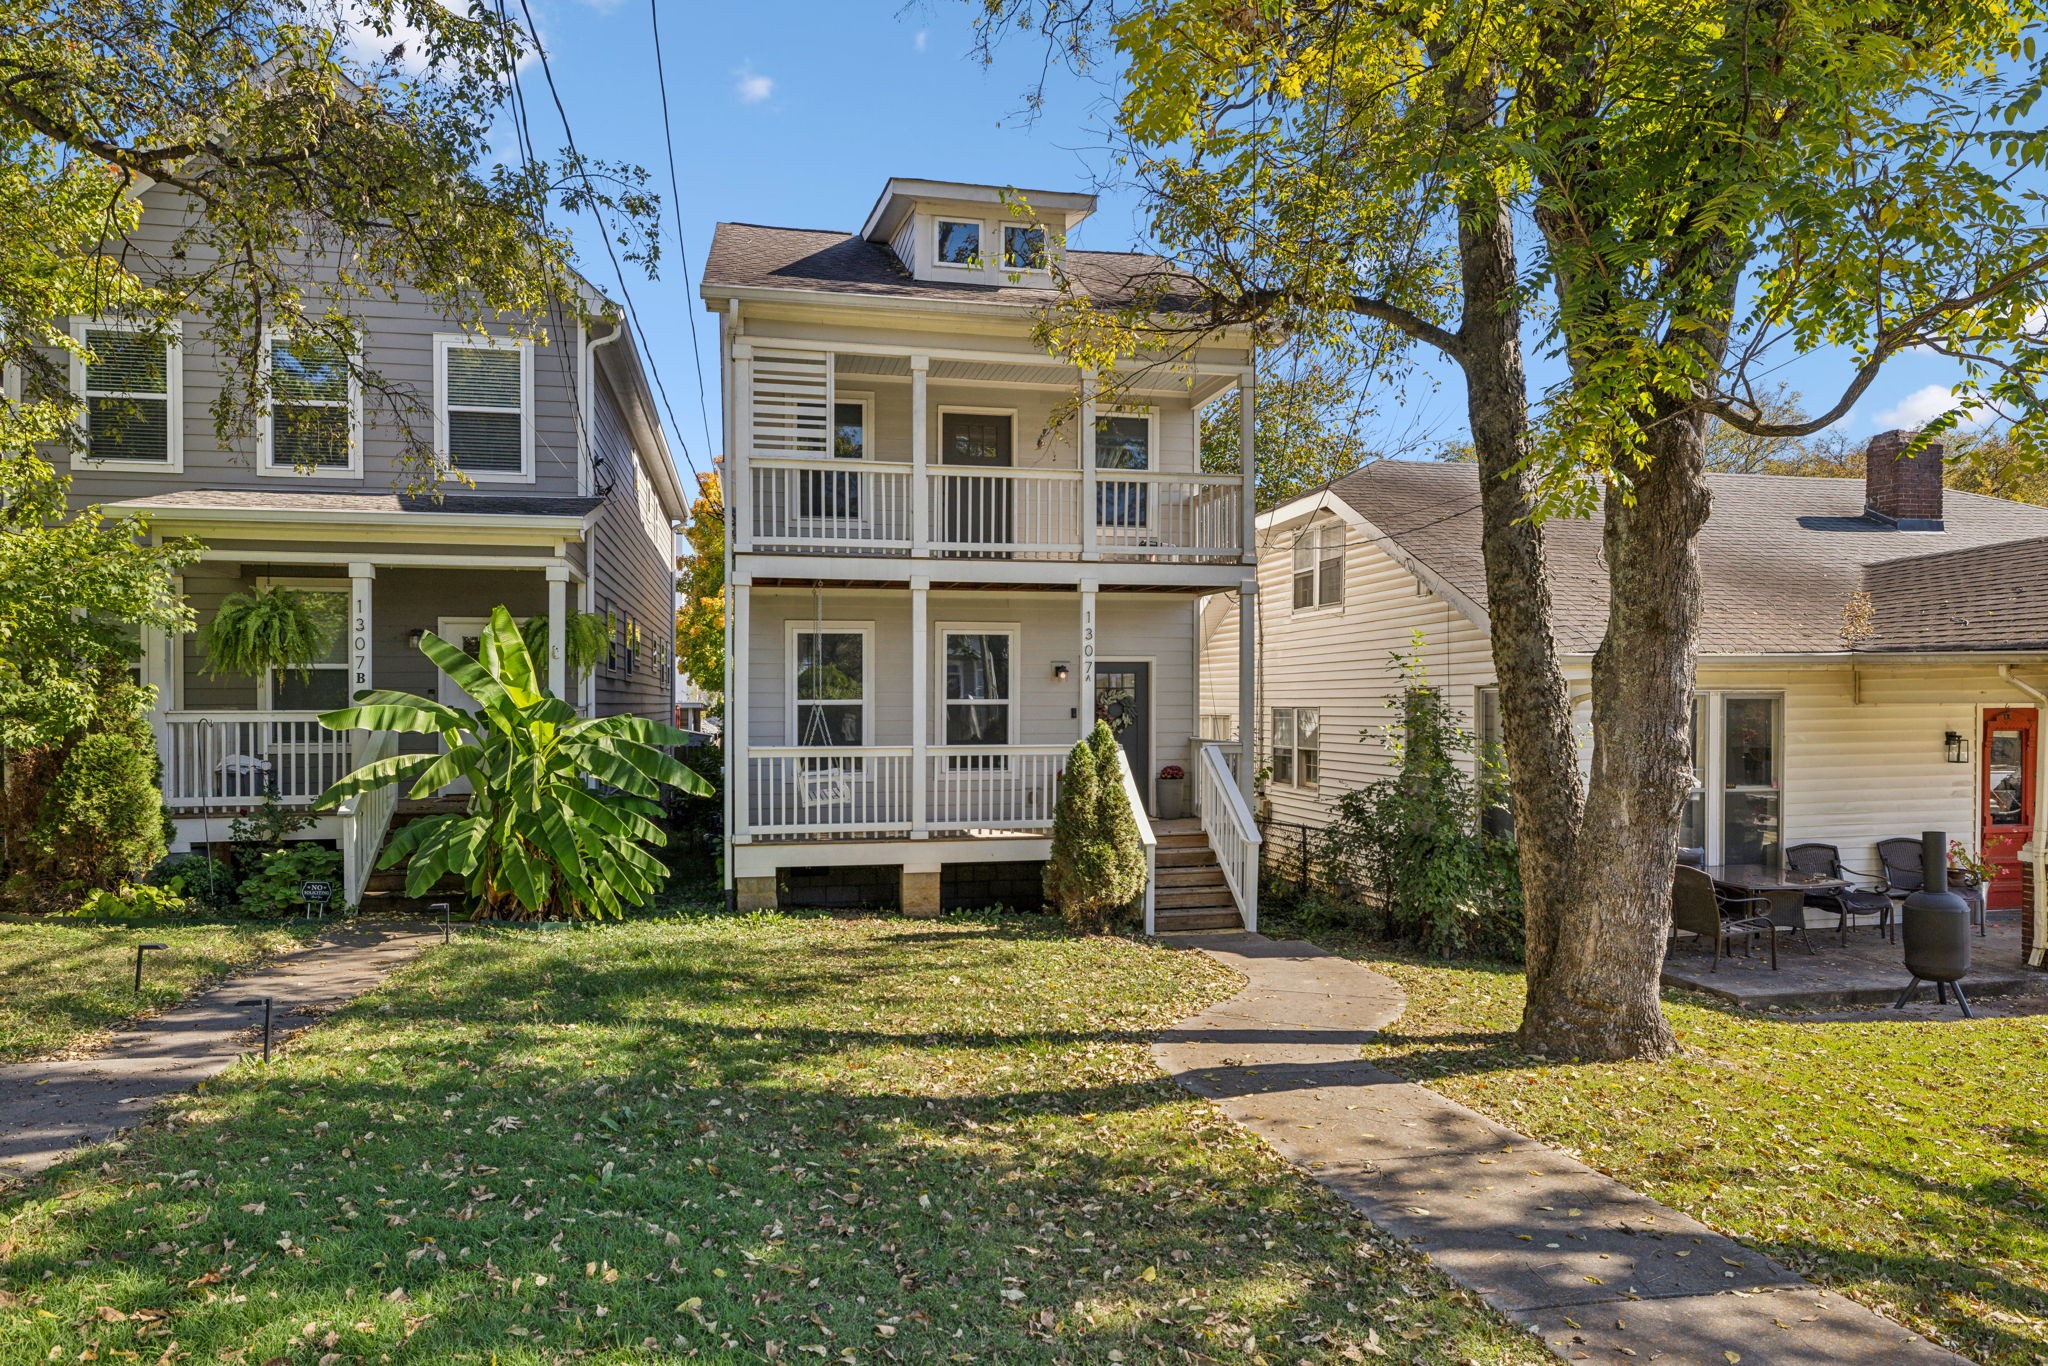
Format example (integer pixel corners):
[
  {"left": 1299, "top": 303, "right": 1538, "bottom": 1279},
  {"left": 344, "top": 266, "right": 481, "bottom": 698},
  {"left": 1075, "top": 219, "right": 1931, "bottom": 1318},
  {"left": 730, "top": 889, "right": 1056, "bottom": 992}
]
[
  {"left": 1452, "top": 193, "right": 1590, "bottom": 1025},
  {"left": 1518, "top": 404, "right": 1711, "bottom": 1059}
]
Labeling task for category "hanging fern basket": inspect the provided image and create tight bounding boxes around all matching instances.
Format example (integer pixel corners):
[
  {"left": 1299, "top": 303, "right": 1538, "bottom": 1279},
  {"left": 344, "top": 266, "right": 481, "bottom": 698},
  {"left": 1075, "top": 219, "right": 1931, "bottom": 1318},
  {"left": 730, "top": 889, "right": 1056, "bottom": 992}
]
[
  {"left": 200, "top": 586, "right": 339, "bottom": 680},
  {"left": 519, "top": 610, "right": 612, "bottom": 685}
]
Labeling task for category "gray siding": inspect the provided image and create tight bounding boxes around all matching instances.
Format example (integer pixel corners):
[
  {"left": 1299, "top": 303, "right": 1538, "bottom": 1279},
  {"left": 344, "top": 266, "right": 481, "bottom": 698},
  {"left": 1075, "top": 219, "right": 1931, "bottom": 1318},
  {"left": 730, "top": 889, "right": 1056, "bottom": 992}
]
[
  {"left": 587, "top": 371, "right": 677, "bottom": 722},
  {"left": 62, "top": 183, "right": 583, "bottom": 503}
]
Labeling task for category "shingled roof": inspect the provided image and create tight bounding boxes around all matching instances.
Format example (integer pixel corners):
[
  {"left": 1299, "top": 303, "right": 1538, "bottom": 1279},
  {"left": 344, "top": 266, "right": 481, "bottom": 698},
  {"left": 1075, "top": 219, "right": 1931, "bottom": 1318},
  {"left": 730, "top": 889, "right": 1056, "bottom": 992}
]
[
  {"left": 109, "top": 488, "right": 603, "bottom": 518},
  {"left": 701, "top": 223, "right": 1193, "bottom": 310},
  {"left": 1310, "top": 460, "right": 2048, "bottom": 656}
]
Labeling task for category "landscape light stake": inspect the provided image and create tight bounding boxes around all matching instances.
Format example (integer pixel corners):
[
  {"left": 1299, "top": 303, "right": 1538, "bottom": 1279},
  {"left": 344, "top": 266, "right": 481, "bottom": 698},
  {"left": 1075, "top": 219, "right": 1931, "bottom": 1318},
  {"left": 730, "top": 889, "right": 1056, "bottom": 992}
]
[
  {"left": 134, "top": 942, "right": 167, "bottom": 994},
  {"left": 432, "top": 902, "right": 451, "bottom": 943},
  {"left": 237, "top": 997, "right": 273, "bottom": 1063}
]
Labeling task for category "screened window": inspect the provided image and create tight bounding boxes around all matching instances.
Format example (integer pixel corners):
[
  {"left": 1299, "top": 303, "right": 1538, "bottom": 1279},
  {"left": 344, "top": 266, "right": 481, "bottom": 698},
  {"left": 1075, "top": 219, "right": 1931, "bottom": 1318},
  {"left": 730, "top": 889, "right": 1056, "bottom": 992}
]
[
  {"left": 936, "top": 220, "right": 981, "bottom": 266},
  {"left": 439, "top": 339, "right": 528, "bottom": 476},
  {"left": 267, "top": 588, "right": 350, "bottom": 710},
  {"left": 941, "top": 411, "right": 1012, "bottom": 463},
  {"left": 1095, "top": 413, "right": 1151, "bottom": 527},
  {"left": 1292, "top": 521, "right": 1345, "bottom": 609},
  {"left": 1271, "top": 707, "right": 1296, "bottom": 786},
  {"left": 81, "top": 324, "right": 176, "bottom": 465},
  {"left": 793, "top": 630, "right": 866, "bottom": 747},
  {"left": 265, "top": 331, "right": 355, "bottom": 471},
  {"left": 944, "top": 631, "right": 1013, "bottom": 748},
  {"left": 1003, "top": 224, "right": 1048, "bottom": 269},
  {"left": 1271, "top": 706, "right": 1320, "bottom": 787}
]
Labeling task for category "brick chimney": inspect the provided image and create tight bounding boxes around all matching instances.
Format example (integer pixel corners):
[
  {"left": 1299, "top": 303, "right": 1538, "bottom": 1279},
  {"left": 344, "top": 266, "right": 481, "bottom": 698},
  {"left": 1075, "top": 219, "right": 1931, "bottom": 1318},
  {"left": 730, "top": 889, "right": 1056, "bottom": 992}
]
[{"left": 1864, "top": 429, "right": 1946, "bottom": 530}]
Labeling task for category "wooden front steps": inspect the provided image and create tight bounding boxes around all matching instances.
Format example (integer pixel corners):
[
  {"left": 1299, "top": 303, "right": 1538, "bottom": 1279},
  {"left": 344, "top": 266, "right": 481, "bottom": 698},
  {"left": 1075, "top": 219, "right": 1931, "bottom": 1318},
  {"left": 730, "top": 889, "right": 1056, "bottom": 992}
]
[
  {"left": 1151, "top": 819, "right": 1242, "bottom": 933},
  {"left": 354, "top": 812, "right": 464, "bottom": 916}
]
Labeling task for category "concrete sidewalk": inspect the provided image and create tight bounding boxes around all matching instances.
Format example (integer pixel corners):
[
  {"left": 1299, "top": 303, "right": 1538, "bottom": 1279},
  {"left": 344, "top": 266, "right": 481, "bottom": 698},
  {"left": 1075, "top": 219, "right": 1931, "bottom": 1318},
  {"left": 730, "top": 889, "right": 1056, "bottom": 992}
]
[
  {"left": 0, "top": 923, "right": 435, "bottom": 1185},
  {"left": 1155, "top": 934, "right": 1965, "bottom": 1365}
]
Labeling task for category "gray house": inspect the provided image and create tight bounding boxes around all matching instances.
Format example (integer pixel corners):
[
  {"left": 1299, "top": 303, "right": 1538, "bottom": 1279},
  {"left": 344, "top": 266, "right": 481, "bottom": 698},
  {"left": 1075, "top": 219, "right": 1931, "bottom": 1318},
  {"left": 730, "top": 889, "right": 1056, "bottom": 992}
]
[{"left": 60, "top": 184, "right": 689, "bottom": 904}]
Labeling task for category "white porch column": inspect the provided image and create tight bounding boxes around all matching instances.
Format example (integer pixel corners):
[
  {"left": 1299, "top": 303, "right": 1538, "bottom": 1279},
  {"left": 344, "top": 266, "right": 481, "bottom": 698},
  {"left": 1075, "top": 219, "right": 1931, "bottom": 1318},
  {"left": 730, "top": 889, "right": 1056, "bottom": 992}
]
[
  {"left": 729, "top": 574, "right": 751, "bottom": 845},
  {"left": 578, "top": 567, "right": 596, "bottom": 717},
  {"left": 732, "top": 342, "right": 754, "bottom": 553},
  {"left": 910, "top": 576, "right": 930, "bottom": 838},
  {"left": 1238, "top": 367, "right": 1257, "bottom": 564},
  {"left": 545, "top": 564, "right": 571, "bottom": 698},
  {"left": 1237, "top": 577, "right": 1258, "bottom": 803},
  {"left": 1080, "top": 368, "right": 1099, "bottom": 561},
  {"left": 910, "top": 354, "right": 930, "bottom": 557},
  {"left": 1079, "top": 578, "right": 1098, "bottom": 740},
  {"left": 347, "top": 562, "right": 375, "bottom": 700}
]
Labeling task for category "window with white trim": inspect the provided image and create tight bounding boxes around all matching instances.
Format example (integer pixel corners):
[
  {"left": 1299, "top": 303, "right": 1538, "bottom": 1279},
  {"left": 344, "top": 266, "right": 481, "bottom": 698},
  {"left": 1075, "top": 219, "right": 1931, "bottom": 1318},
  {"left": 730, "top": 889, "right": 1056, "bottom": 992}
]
[
  {"left": 77, "top": 321, "right": 180, "bottom": 467},
  {"left": 1095, "top": 411, "right": 1151, "bottom": 527},
  {"left": 436, "top": 336, "right": 531, "bottom": 478},
  {"left": 1003, "top": 224, "right": 1048, "bottom": 269},
  {"left": 1292, "top": 520, "right": 1345, "bottom": 610},
  {"left": 801, "top": 395, "right": 869, "bottom": 520},
  {"left": 935, "top": 219, "right": 982, "bottom": 267},
  {"left": 1477, "top": 686, "right": 1514, "bottom": 838},
  {"left": 943, "top": 630, "right": 1013, "bottom": 747},
  {"left": 792, "top": 626, "right": 868, "bottom": 746},
  {"left": 263, "top": 330, "right": 358, "bottom": 473},
  {"left": 1271, "top": 706, "right": 1320, "bottom": 787},
  {"left": 262, "top": 584, "right": 350, "bottom": 710}
]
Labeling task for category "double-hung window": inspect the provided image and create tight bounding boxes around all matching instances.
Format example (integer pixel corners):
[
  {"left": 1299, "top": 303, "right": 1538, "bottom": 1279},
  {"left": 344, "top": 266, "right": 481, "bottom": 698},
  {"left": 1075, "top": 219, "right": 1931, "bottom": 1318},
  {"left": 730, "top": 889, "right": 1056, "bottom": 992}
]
[
  {"left": 791, "top": 625, "right": 868, "bottom": 748},
  {"left": 436, "top": 336, "right": 532, "bottom": 480},
  {"left": 1095, "top": 411, "right": 1152, "bottom": 528},
  {"left": 75, "top": 320, "right": 181, "bottom": 469},
  {"left": 1292, "top": 520, "right": 1345, "bottom": 609},
  {"left": 942, "top": 628, "right": 1013, "bottom": 768},
  {"left": 263, "top": 583, "right": 350, "bottom": 710},
  {"left": 1270, "top": 706, "right": 1321, "bottom": 787},
  {"left": 1476, "top": 686, "right": 1515, "bottom": 838},
  {"left": 263, "top": 329, "right": 359, "bottom": 475},
  {"left": 1682, "top": 691, "right": 1785, "bottom": 864}
]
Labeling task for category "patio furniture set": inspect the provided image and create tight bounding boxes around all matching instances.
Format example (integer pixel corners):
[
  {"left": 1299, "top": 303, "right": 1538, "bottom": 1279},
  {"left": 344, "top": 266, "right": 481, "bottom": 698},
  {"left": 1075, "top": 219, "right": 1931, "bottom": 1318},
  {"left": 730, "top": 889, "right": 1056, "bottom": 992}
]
[{"left": 1670, "top": 839, "right": 1988, "bottom": 972}]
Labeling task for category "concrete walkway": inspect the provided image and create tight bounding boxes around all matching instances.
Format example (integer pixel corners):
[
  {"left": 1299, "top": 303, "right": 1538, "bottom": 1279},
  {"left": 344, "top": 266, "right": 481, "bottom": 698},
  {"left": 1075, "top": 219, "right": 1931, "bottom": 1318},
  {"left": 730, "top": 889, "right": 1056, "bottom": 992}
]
[
  {"left": 1155, "top": 935, "right": 1966, "bottom": 1364},
  {"left": 0, "top": 923, "right": 435, "bottom": 1185}
]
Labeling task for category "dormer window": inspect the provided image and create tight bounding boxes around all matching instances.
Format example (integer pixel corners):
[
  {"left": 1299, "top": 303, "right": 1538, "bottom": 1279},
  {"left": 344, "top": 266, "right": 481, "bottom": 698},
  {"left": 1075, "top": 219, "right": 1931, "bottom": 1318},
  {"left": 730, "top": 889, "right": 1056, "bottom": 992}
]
[
  {"left": 1003, "top": 225, "right": 1048, "bottom": 270},
  {"left": 935, "top": 219, "right": 982, "bottom": 267}
]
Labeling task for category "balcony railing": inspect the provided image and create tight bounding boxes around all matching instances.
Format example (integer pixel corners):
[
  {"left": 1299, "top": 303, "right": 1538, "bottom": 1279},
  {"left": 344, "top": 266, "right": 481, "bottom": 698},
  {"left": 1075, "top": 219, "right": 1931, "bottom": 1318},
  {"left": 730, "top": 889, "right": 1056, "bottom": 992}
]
[
  {"left": 747, "top": 460, "right": 1245, "bottom": 562},
  {"left": 158, "top": 712, "right": 358, "bottom": 809},
  {"left": 744, "top": 744, "right": 1071, "bottom": 837}
]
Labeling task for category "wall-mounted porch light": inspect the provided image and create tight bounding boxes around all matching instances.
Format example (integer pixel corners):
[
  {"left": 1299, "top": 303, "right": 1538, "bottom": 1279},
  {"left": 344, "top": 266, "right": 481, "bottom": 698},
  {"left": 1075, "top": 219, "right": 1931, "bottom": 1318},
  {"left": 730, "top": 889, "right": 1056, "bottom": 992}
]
[
  {"left": 1052, "top": 661, "right": 1071, "bottom": 682},
  {"left": 407, "top": 627, "right": 427, "bottom": 650},
  {"left": 1945, "top": 730, "right": 1971, "bottom": 764}
]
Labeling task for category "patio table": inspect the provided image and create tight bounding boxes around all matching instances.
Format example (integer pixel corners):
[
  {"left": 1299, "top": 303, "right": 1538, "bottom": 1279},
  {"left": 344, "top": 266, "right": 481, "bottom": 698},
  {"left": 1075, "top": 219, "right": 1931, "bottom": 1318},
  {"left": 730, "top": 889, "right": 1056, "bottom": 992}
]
[{"left": 1705, "top": 862, "right": 1847, "bottom": 945}]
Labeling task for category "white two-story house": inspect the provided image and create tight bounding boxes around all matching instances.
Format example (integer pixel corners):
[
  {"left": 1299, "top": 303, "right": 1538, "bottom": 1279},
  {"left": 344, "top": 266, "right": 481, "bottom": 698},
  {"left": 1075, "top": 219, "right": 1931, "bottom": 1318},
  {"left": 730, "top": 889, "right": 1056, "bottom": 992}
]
[
  {"left": 703, "top": 177, "right": 1261, "bottom": 929},
  {"left": 57, "top": 183, "right": 689, "bottom": 906}
]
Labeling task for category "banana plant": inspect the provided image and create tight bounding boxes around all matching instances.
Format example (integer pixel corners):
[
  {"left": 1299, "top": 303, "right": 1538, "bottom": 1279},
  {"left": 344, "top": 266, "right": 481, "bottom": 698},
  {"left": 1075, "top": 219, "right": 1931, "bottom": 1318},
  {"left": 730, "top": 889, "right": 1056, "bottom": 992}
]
[{"left": 314, "top": 605, "right": 711, "bottom": 920}]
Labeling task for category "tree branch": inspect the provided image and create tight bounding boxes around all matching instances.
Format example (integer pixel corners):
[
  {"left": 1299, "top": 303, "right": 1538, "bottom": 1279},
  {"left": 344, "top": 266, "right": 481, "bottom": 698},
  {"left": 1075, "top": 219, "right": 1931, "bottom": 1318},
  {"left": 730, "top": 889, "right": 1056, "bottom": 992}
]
[{"left": 1350, "top": 293, "right": 1465, "bottom": 362}]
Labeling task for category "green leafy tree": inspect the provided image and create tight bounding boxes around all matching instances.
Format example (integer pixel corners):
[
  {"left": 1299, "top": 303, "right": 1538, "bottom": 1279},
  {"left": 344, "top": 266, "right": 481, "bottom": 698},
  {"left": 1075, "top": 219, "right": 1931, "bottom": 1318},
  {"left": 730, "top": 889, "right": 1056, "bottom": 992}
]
[
  {"left": 974, "top": 0, "right": 2048, "bottom": 1059},
  {"left": 1200, "top": 351, "right": 1376, "bottom": 507},
  {"left": 316, "top": 606, "right": 711, "bottom": 921},
  {"left": 675, "top": 473, "right": 726, "bottom": 702},
  {"left": 8, "top": 684, "right": 168, "bottom": 907}
]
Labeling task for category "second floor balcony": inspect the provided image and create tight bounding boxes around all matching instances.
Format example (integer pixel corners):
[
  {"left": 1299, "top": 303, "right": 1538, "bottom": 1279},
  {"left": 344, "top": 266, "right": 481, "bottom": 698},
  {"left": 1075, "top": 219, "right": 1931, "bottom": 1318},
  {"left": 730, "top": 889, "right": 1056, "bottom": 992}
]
[{"left": 729, "top": 343, "right": 1254, "bottom": 567}]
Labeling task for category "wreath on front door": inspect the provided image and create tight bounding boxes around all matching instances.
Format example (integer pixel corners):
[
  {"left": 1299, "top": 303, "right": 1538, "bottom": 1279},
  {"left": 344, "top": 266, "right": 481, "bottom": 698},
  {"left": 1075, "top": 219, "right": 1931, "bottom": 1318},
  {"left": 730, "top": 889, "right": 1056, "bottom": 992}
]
[{"left": 1096, "top": 685, "right": 1137, "bottom": 735}]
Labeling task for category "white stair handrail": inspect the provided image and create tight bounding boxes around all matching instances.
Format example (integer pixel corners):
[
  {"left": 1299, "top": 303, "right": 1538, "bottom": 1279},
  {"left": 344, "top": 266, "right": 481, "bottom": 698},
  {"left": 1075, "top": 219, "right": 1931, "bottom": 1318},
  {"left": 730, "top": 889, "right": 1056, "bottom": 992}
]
[
  {"left": 340, "top": 731, "right": 402, "bottom": 911},
  {"left": 1112, "top": 744, "right": 1159, "bottom": 935},
  {"left": 1196, "top": 741, "right": 1262, "bottom": 932}
]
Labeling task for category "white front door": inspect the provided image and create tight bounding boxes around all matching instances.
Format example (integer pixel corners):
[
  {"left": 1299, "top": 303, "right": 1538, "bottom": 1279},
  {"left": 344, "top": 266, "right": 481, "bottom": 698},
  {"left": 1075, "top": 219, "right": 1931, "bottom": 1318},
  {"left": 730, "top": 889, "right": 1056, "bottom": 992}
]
[{"left": 434, "top": 616, "right": 491, "bottom": 796}]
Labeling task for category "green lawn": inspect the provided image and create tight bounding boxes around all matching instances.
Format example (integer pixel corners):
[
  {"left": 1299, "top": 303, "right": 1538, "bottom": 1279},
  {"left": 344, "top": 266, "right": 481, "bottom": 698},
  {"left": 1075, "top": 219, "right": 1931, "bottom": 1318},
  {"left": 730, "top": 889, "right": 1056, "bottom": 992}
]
[
  {"left": 0, "top": 917, "right": 314, "bottom": 1063},
  {"left": 0, "top": 913, "right": 1543, "bottom": 1364},
  {"left": 1290, "top": 926, "right": 2048, "bottom": 1365}
]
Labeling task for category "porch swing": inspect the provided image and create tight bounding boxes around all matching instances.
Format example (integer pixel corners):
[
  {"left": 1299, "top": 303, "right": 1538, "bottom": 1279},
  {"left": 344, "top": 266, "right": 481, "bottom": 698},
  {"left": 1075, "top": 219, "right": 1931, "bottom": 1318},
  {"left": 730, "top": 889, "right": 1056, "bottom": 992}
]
[{"left": 796, "top": 583, "right": 860, "bottom": 821}]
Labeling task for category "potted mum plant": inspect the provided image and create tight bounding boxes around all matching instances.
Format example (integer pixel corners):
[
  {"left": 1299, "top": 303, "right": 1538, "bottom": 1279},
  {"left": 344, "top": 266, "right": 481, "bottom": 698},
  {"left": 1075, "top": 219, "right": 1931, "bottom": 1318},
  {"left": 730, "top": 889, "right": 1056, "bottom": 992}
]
[{"left": 1156, "top": 763, "right": 1189, "bottom": 819}]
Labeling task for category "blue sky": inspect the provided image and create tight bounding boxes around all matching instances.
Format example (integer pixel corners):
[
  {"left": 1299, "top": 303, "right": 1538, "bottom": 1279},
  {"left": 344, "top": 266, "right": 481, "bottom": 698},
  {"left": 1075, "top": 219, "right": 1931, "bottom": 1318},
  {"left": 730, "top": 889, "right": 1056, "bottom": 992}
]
[{"left": 508, "top": 0, "right": 1985, "bottom": 485}]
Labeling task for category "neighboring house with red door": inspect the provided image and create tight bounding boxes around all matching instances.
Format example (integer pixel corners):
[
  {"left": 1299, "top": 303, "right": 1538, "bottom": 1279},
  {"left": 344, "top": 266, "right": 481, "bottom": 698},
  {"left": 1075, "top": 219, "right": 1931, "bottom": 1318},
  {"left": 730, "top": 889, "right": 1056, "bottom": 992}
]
[
  {"left": 1198, "top": 430, "right": 2048, "bottom": 961},
  {"left": 702, "top": 177, "right": 1262, "bottom": 929}
]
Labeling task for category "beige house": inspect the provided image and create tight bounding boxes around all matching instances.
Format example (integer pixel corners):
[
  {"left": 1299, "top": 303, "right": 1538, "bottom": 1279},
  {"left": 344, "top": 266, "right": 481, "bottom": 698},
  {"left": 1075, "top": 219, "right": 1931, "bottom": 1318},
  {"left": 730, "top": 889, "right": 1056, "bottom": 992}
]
[
  {"left": 1201, "top": 434, "right": 2048, "bottom": 962},
  {"left": 59, "top": 183, "right": 688, "bottom": 906},
  {"left": 703, "top": 177, "right": 1261, "bottom": 929}
]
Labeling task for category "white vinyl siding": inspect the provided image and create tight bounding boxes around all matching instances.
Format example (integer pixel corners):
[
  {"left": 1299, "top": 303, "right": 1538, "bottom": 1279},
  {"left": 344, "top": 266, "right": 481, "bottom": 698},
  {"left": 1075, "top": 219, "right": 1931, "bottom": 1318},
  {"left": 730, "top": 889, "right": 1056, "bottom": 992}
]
[
  {"left": 435, "top": 335, "right": 533, "bottom": 480},
  {"left": 73, "top": 319, "right": 182, "bottom": 470}
]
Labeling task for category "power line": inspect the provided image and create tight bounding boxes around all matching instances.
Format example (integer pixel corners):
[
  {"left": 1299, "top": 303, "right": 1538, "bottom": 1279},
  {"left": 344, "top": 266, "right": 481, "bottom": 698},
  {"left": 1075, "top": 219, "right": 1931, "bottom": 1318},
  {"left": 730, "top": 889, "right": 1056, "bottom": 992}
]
[
  {"left": 648, "top": 0, "right": 717, "bottom": 468},
  {"left": 509, "top": 0, "right": 707, "bottom": 487}
]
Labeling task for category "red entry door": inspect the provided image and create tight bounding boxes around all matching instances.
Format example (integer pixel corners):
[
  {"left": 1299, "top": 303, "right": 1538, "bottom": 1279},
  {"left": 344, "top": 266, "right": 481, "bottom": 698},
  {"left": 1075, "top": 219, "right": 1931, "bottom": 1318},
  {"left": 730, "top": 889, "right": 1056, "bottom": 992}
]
[{"left": 1982, "top": 708, "right": 2037, "bottom": 909}]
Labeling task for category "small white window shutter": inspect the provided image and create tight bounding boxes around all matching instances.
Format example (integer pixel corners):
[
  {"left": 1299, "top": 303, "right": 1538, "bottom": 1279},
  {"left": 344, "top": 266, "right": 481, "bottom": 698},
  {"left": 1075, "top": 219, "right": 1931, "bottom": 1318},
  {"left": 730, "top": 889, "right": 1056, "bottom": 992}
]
[{"left": 751, "top": 350, "right": 833, "bottom": 456}]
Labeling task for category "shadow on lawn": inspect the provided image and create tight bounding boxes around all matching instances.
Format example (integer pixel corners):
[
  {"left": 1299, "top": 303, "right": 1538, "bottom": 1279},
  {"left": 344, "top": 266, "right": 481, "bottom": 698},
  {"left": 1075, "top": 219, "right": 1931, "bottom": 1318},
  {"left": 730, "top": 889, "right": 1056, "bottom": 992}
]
[{"left": 0, "top": 920, "right": 1530, "bottom": 1366}]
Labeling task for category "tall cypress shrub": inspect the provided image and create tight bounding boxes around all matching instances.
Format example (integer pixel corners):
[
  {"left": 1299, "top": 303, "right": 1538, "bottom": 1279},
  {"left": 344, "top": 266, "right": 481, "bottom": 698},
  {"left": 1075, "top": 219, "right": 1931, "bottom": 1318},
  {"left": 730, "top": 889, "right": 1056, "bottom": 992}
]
[
  {"left": 1089, "top": 721, "right": 1146, "bottom": 914},
  {"left": 1044, "top": 721, "right": 1148, "bottom": 933}
]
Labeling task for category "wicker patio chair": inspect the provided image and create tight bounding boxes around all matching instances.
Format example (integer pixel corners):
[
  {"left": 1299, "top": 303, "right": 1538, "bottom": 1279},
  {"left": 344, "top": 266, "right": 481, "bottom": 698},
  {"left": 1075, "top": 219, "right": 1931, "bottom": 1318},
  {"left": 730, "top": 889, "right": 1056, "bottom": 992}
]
[
  {"left": 1877, "top": 836, "right": 1985, "bottom": 937},
  {"left": 1785, "top": 841, "right": 1894, "bottom": 943},
  {"left": 1671, "top": 864, "right": 1777, "bottom": 971}
]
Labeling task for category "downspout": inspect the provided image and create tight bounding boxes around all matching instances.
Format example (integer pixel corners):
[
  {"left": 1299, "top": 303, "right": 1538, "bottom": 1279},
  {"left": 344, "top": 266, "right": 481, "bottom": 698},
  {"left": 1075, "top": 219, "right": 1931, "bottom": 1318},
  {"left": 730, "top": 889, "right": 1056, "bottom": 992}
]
[
  {"left": 1997, "top": 664, "right": 2048, "bottom": 966},
  {"left": 583, "top": 319, "right": 629, "bottom": 719}
]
